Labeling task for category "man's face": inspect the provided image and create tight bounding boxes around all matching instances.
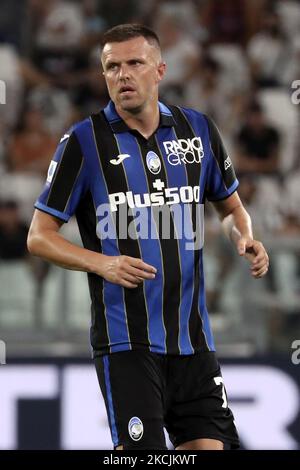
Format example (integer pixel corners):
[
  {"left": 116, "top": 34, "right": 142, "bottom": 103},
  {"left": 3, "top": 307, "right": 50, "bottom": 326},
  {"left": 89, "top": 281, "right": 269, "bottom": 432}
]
[{"left": 101, "top": 36, "right": 166, "bottom": 113}]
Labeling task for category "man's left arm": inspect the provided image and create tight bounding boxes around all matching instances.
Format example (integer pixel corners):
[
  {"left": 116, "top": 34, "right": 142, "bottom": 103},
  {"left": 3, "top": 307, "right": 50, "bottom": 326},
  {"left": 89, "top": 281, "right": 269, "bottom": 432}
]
[{"left": 212, "top": 191, "right": 269, "bottom": 278}]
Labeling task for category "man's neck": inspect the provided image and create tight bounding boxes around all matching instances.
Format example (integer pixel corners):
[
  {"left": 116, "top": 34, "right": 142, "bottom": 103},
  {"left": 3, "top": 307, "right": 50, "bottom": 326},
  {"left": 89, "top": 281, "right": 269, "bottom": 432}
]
[{"left": 115, "top": 102, "right": 160, "bottom": 139}]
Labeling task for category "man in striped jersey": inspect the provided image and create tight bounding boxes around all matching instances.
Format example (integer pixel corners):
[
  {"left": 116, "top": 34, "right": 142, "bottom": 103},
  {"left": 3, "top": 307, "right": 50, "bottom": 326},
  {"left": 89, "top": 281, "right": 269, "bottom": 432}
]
[{"left": 27, "top": 24, "right": 269, "bottom": 450}]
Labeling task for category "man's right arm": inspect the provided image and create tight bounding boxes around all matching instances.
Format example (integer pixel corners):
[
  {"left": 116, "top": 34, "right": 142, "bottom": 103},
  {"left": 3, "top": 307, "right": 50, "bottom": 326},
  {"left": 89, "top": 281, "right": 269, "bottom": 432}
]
[{"left": 27, "top": 210, "right": 157, "bottom": 289}]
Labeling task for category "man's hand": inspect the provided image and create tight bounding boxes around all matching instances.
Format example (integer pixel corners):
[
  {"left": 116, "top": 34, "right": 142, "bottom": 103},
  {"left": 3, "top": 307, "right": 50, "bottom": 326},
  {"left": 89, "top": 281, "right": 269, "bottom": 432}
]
[
  {"left": 98, "top": 255, "right": 157, "bottom": 289},
  {"left": 237, "top": 237, "right": 269, "bottom": 278}
]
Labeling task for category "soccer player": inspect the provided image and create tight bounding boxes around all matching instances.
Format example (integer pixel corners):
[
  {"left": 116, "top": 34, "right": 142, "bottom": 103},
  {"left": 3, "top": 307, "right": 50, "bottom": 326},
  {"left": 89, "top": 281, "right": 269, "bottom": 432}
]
[{"left": 27, "top": 24, "right": 269, "bottom": 450}]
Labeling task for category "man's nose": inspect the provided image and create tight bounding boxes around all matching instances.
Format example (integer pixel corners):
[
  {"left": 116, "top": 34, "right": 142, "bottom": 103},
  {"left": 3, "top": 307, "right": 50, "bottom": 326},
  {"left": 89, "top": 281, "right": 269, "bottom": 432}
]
[{"left": 118, "top": 64, "right": 130, "bottom": 80}]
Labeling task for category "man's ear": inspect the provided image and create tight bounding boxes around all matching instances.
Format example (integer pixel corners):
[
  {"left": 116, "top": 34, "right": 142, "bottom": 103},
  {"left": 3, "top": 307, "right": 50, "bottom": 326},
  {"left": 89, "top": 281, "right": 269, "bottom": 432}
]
[{"left": 157, "top": 62, "right": 166, "bottom": 83}]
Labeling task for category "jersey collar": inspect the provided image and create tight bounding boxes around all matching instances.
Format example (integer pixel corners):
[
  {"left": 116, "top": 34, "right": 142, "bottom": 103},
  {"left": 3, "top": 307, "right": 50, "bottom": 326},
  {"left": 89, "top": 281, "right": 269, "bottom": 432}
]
[{"left": 103, "top": 100, "right": 176, "bottom": 133}]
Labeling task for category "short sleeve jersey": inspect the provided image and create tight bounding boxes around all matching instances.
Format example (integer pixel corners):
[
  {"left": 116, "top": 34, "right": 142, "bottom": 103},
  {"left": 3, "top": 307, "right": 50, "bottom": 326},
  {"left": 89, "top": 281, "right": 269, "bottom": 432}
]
[{"left": 35, "top": 101, "right": 238, "bottom": 357}]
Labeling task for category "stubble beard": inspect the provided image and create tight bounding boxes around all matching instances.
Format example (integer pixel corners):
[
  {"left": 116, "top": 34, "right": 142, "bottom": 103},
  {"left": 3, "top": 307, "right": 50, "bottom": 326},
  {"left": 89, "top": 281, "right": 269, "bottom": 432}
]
[{"left": 118, "top": 95, "right": 145, "bottom": 115}]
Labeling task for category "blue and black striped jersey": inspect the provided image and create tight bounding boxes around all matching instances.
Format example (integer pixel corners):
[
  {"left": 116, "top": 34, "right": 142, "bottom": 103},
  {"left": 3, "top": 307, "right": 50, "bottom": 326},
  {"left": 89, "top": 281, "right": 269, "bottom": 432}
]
[{"left": 35, "top": 101, "right": 239, "bottom": 357}]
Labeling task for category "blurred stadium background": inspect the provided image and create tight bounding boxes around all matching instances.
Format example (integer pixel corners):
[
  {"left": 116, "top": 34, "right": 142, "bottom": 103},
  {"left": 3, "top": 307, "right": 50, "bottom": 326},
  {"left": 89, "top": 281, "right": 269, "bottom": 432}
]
[{"left": 0, "top": 0, "right": 300, "bottom": 450}]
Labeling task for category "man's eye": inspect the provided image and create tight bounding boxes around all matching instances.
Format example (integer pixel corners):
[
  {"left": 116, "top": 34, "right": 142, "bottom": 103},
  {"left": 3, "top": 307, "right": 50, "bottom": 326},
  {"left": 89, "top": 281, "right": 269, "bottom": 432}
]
[
  {"left": 131, "top": 60, "right": 142, "bottom": 66},
  {"left": 107, "top": 64, "right": 118, "bottom": 71}
]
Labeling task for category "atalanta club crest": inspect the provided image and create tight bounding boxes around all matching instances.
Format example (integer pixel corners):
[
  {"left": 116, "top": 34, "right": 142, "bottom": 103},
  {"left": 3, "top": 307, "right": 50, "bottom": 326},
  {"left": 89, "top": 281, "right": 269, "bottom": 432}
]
[
  {"left": 146, "top": 151, "right": 161, "bottom": 175},
  {"left": 128, "top": 416, "right": 144, "bottom": 441}
]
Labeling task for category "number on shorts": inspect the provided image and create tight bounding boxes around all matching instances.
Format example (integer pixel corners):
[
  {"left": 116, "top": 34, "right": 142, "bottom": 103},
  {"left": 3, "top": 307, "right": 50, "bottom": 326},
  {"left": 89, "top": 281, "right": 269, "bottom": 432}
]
[{"left": 214, "top": 376, "right": 228, "bottom": 408}]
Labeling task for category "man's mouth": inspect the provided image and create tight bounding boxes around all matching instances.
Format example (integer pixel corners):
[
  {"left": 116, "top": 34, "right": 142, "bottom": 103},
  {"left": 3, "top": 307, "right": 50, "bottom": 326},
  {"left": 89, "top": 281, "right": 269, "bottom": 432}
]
[{"left": 119, "top": 85, "right": 136, "bottom": 94}]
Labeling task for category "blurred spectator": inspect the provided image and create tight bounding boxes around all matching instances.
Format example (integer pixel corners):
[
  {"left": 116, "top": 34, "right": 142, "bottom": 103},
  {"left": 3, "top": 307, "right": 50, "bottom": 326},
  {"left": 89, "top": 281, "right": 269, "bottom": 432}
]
[
  {"left": 281, "top": 35, "right": 300, "bottom": 85},
  {"left": 99, "top": 0, "right": 138, "bottom": 27},
  {"left": 33, "top": 0, "right": 84, "bottom": 49},
  {"left": 0, "top": 0, "right": 26, "bottom": 50},
  {"left": 247, "top": 10, "right": 289, "bottom": 87},
  {"left": 156, "top": 10, "right": 200, "bottom": 101},
  {"left": 153, "top": 0, "right": 207, "bottom": 41},
  {"left": 237, "top": 175, "right": 284, "bottom": 235},
  {"left": 0, "top": 41, "right": 24, "bottom": 134},
  {"left": 276, "top": 0, "right": 300, "bottom": 43},
  {"left": 234, "top": 101, "right": 281, "bottom": 176},
  {"left": 74, "top": 48, "right": 109, "bottom": 117},
  {"left": 208, "top": 41, "right": 251, "bottom": 95},
  {"left": 184, "top": 54, "right": 231, "bottom": 130},
  {"left": 7, "top": 106, "right": 57, "bottom": 175},
  {"left": 27, "top": 85, "right": 76, "bottom": 136},
  {"left": 0, "top": 122, "right": 7, "bottom": 170},
  {"left": 282, "top": 169, "right": 300, "bottom": 229},
  {"left": 29, "top": 0, "right": 88, "bottom": 84},
  {"left": 0, "top": 200, "right": 28, "bottom": 261},
  {"left": 257, "top": 88, "right": 298, "bottom": 173},
  {"left": 0, "top": 42, "right": 24, "bottom": 128},
  {"left": 80, "top": 0, "right": 107, "bottom": 51},
  {"left": 201, "top": 0, "right": 248, "bottom": 44},
  {"left": 0, "top": 41, "right": 48, "bottom": 133}
]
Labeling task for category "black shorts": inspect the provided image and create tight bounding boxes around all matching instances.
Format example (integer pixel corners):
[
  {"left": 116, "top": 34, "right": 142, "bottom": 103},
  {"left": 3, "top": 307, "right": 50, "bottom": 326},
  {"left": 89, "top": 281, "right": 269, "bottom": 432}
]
[{"left": 94, "top": 350, "right": 239, "bottom": 450}]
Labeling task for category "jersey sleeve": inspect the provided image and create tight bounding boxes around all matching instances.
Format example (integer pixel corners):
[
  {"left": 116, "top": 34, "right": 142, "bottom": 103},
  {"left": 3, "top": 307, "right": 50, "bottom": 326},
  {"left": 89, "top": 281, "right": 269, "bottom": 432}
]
[
  {"left": 34, "top": 130, "right": 88, "bottom": 222},
  {"left": 204, "top": 115, "right": 239, "bottom": 201}
]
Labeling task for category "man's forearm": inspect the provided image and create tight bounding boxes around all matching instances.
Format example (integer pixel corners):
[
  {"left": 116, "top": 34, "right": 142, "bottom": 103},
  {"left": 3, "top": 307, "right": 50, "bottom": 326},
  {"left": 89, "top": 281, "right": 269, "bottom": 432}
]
[
  {"left": 222, "top": 205, "right": 253, "bottom": 247},
  {"left": 213, "top": 192, "right": 268, "bottom": 277},
  {"left": 27, "top": 229, "right": 105, "bottom": 275},
  {"left": 27, "top": 210, "right": 157, "bottom": 289}
]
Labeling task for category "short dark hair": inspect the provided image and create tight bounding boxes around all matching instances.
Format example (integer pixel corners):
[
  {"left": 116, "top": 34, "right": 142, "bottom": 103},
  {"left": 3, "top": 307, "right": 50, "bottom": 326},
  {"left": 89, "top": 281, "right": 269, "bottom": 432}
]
[{"left": 101, "top": 24, "right": 160, "bottom": 50}]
